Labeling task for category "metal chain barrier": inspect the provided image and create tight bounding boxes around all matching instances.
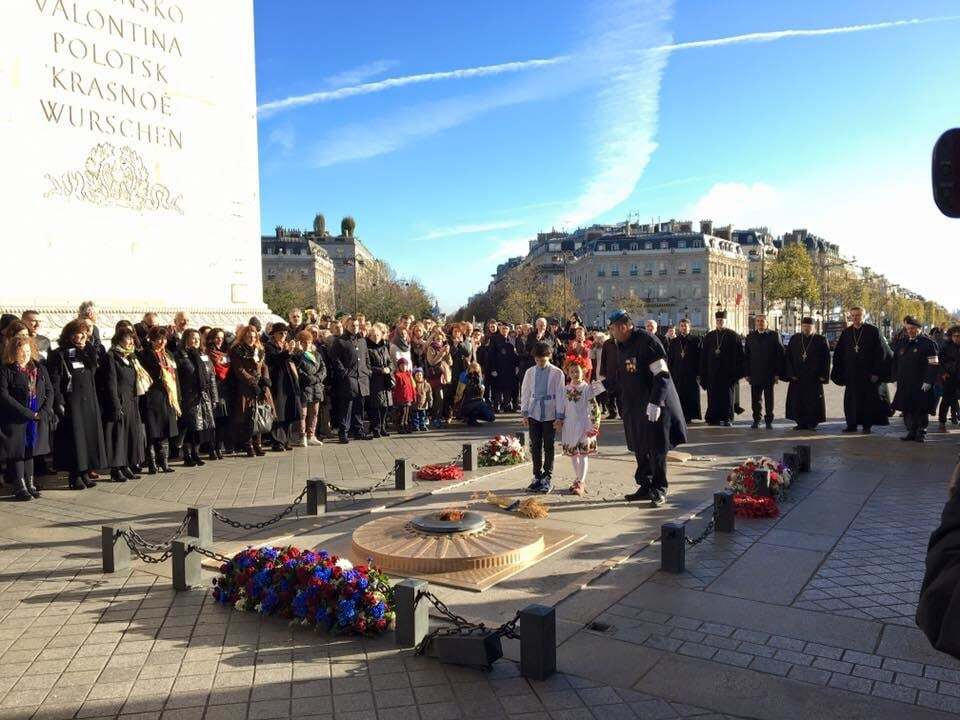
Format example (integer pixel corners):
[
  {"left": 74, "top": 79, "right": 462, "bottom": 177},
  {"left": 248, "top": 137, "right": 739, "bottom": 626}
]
[
  {"left": 125, "top": 514, "right": 190, "bottom": 552},
  {"left": 189, "top": 544, "right": 234, "bottom": 565},
  {"left": 322, "top": 467, "right": 396, "bottom": 500},
  {"left": 212, "top": 485, "right": 309, "bottom": 530},
  {"left": 685, "top": 508, "right": 716, "bottom": 547},
  {"left": 413, "top": 590, "right": 521, "bottom": 655},
  {"left": 411, "top": 449, "right": 464, "bottom": 473},
  {"left": 117, "top": 529, "right": 173, "bottom": 564}
]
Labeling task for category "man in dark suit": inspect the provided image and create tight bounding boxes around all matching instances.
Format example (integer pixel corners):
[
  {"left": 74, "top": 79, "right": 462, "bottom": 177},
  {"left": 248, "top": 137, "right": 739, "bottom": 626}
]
[{"left": 328, "top": 317, "right": 372, "bottom": 443}]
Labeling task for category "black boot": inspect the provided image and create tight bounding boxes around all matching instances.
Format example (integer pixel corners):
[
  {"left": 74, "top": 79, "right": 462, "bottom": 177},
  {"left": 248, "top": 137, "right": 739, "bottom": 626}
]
[
  {"left": 121, "top": 466, "right": 141, "bottom": 480},
  {"left": 13, "top": 478, "right": 32, "bottom": 501},
  {"left": 110, "top": 467, "right": 127, "bottom": 483},
  {"left": 244, "top": 442, "right": 255, "bottom": 457},
  {"left": 215, "top": 443, "right": 225, "bottom": 460},
  {"left": 157, "top": 441, "right": 175, "bottom": 473},
  {"left": 183, "top": 443, "right": 197, "bottom": 467},
  {"left": 81, "top": 472, "right": 97, "bottom": 488},
  {"left": 146, "top": 444, "right": 158, "bottom": 475},
  {"left": 68, "top": 474, "right": 85, "bottom": 490},
  {"left": 25, "top": 476, "right": 41, "bottom": 499},
  {"left": 191, "top": 446, "right": 205, "bottom": 467}
]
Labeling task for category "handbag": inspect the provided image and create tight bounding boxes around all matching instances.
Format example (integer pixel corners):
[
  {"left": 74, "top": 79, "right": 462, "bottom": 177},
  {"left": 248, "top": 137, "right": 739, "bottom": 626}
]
[
  {"left": 251, "top": 398, "right": 275, "bottom": 435},
  {"left": 134, "top": 361, "right": 152, "bottom": 397}
]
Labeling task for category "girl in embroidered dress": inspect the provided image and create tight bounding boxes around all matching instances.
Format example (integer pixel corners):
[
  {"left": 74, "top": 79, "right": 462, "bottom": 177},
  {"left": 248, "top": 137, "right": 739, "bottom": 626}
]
[{"left": 556, "top": 358, "right": 604, "bottom": 496}]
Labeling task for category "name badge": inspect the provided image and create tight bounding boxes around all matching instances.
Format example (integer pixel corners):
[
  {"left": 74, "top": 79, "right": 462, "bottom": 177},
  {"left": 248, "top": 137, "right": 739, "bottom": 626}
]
[{"left": 71, "top": 361, "right": 85, "bottom": 370}]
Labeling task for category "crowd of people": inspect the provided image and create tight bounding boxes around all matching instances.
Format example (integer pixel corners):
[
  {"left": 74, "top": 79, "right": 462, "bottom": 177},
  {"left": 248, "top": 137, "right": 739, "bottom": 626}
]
[{"left": 0, "top": 300, "right": 953, "bottom": 503}]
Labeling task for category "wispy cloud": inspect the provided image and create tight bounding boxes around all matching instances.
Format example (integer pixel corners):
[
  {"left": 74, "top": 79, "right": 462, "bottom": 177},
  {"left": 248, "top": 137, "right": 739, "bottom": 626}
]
[
  {"left": 267, "top": 126, "right": 295, "bottom": 153},
  {"left": 485, "top": 235, "right": 532, "bottom": 261},
  {"left": 556, "top": 0, "right": 673, "bottom": 229},
  {"left": 323, "top": 60, "right": 397, "bottom": 88},
  {"left": 655, "top": 16, "right": 960, "bottom": 53},
  {"left": 258, "top": 56, "right": 568, "bottom": 118},
  {"left": 414, "top": 220, "right": 524, "bottom": 242}
]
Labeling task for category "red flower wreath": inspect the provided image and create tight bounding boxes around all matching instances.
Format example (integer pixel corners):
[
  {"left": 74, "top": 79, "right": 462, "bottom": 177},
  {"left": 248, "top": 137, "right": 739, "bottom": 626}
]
[
  {"left": 732, "top": 494, "right": 779, "bottom": 518},
  {"left": 415, "top": 463, "right": 464, "bottom": 481}
]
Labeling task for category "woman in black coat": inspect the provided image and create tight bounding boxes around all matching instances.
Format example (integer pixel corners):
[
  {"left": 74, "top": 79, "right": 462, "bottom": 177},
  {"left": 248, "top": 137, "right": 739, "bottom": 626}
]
[
  {"left": 174, "top": 329, "right": 217, "bottom": 466},
  {"left": 204, "top": 328, "right": 232, "bottom": 457},
  {"left": 137, "top": 326, "right": 180, "bottom": 474},
  {"left": 47, "top": 319, "right": 106, "bottom": 489},
  {"left": 366, "top": 326, "right": 394, "bottom": 438},
  {"left": 97, "top": 327, "right": 145, "bottom": 482},
  {"left": 294, "top": 329, "right": 326, "bottom": 446},
  {"left": 0, "top": 336, "right": 54, "bottom": 500},
  {"left": 264, "top": 323, "right": 302, "bottom": 451}
]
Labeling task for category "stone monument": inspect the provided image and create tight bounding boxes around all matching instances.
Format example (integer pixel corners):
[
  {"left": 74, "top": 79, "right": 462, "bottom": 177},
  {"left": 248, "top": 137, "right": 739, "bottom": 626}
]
[{"left": 0, "top": 0, "right": 271, "bottom": 333}]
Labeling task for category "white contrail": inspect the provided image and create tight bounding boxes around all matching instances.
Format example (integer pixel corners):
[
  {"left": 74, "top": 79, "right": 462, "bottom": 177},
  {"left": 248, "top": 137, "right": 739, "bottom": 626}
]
[
  {"left": 656, "top": 16, "right": 960, "bottom": 52},
  {"left": 257, "top": 57, "right": 569, "bottom": 117}
]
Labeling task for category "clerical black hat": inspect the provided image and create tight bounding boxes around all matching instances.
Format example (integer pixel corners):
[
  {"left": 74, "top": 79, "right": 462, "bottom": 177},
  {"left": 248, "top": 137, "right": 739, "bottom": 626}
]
[
  {"left": 608, "top": 309, "right": 631, "bottom": 325},
  {"left": 904, "top": 316, "right": 922, "bottom": 328},
  {"left": 801, "top": 317, "right": 814, "bottom": 325},
  {"left": 715, "top": 310, "right": 727, "bottom": 319}
]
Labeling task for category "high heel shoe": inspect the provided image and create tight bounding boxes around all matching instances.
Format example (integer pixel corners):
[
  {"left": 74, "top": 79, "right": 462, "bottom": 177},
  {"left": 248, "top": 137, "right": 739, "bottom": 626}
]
[
  {"left": 121, "top": 466, "right": 141, "bottom": 480},
  {"left": 110, "top": 468, "right": 127, "bottom": 483},
  {"left": 68, "top": 475, "right": 85, "bottom": 490},
  {"left": 82, "top": 472, "right": 97, "bottom": 488}
]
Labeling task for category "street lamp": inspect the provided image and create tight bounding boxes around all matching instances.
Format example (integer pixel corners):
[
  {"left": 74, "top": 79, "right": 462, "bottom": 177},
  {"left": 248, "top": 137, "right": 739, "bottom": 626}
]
[
  {"left": 343, "top": 257, "right": 365, "bottom": 314},
  {"left": 552, "top": 251, "right": 575, "bottom": 320},
  {"left": 747, "top": 246, "right": 772, "bottom": 315}
]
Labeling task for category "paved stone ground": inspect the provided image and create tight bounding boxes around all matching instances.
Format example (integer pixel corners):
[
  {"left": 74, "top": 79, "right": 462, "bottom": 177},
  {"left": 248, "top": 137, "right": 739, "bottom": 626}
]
[{"left": 0, "top": 381, "right": 958, "bottom": 718}]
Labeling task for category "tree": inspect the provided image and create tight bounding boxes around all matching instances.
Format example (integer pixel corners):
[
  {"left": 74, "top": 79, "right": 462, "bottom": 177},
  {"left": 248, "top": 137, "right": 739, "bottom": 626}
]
[
  {"left": 610, "top": 293, "right": 647, "bottom": 318},
  {"left": 765, "top": 243, "right": 821, "bottom": 320},
  {"left": 348, "top": 261, "right": 436, "bottom": 321},
  {"left": 312, "top": 213, "right": 326, "bottom": 235},
  {"left": 263, "top": 276, "right": 315, "bottom": 319},
  {"left": 496, "top": 265, "right": 578, "bottom": 324}
]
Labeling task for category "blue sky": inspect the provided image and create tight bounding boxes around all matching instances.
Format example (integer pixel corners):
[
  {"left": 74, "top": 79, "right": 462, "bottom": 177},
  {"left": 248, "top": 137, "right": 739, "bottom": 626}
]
[{"left": 253, "top": 1, "right": 960, "bottom": 312}]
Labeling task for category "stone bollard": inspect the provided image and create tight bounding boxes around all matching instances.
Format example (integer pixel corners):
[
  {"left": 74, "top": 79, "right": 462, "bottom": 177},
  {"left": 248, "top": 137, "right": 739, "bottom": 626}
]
[
  {"left": 660, "top": 522, "right": 685, "bottom": 574},
  {"left": 714, "top": 491, "right": 735, "bottom": 533},
  {"left": 172, "top": 537, "right": 201, "bottom": 592},
  {"left": 782, "top": 452, "right": 800, "bottom": 476},
  {"left": 101, "top": 524, "right": 131, "bottom": 573},
  {"left": 306, "top": 478, "right": 327, "bottom": 515},
  {"left": 520, "top": 605, "right": 556, "bottom": 680},
  {"left": 395, "top": 458, "right": 413, "bottom": 491},
  {"left": 462, "top": 443, "right": 477, "bottom": 472},
  {"left": 794, "top": 445, "right": 812, "bottom": 472},
  {"left": 754, "top": 469, "right": 772, "bottom": 497},
  {"left": 395, "top": 579, "right": 430, "bottom": 648},
  {"left": 186, "top": 507, "right": 213, "bottom": 546}
]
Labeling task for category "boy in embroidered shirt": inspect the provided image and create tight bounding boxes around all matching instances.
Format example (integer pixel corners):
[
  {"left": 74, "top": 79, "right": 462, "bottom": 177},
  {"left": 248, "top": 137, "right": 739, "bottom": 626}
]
[{"left": 520, "top": 342, "right": 566, "bottom": 494}]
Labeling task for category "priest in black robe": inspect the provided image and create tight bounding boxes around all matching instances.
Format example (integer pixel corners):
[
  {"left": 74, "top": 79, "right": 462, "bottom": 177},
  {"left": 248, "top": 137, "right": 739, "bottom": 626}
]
[
  {"left": 830, "top": 306, "right": 891, "bottom": 433},
  {"left": 666, "top": 317, "right": 701, "bottom": 422},
  {"left": 699, "top": 310, "right": 744, "bottom": 426},
  {"left": 744, "top": 314, "right": 784, "bottom": 429},
  {"left": 891, "top": 316, "right": 940, "bottom": 442},
  {"left": 605, "top": 310, "right": 687, "bottom": 508},
  {"left": 783, "top": 317, "right": 830, "bottom": 430}
]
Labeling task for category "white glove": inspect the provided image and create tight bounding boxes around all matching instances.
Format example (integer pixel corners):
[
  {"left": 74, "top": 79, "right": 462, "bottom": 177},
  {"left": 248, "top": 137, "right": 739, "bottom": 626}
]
[
  {"left": 646, "top": 403, "right": 661, "bottom": 422},
  {"left": 922, "top": 382, "right": 932, "bottom": 392}
]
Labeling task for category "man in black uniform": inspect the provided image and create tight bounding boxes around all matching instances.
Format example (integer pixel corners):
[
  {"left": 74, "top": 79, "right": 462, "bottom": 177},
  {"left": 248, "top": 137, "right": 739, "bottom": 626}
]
[
  {"left": 666, "top": 317, "right": 701, "bottom": 423},
  {"left": 699, "top": 310, "right": 744, "bottom": 426},
  {"left": 937, "top": 326, "right": 960, "bottom": 433},
  {"left": 744, "top": 314, "right": 784, "bottom": 429},
  {"left": 604, "top": 310, "right": 687, "bottom": 507},
  {"left": 892, "top": 316, "right": 939, "bottom": 442},
  {"left": 328, "top": 317, "right": 372, "bottom": 443},
  {"left": 783, "top": 317, "right": 831, "bottom": 431},
  {"left": 830, "top": 306, "right": 891, "bottom": 433}
]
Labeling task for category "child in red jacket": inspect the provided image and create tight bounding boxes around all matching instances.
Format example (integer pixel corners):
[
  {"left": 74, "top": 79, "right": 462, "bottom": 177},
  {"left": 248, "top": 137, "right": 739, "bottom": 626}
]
[{"left": 392, "top": 357, "right": 416, "bottom": 433}]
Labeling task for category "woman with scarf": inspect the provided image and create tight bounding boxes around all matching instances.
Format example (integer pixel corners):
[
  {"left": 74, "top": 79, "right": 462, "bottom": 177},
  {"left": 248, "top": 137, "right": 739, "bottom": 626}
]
[
  {"left": 229, "top": 324, "right": 274, "bottom": 457},
  {"left": 97, "top": 327, "right": 145, "bottom": 482},
  {"left": 409, "top": 322, "right": 428, "bottom": 371},
  {"left": 48, "top": 319, "right": 106, "bottom": 489},
  {"left": 294, "top": 329, "right": 326, "bottom": 446},
  {"left": 390, "top": 327, "right": 413, "bottom": 371},
  {"left": 137, "top": 325, "right": 180, "bottom": 474},
  {"left": 264, "top": 323, "right": 302, "bottom": 451},
  {"left": 424, "top": 329, "right": 452, "bottom": 428},
  {"left": 0, "top": 336, "right": 54, "bottom": 500},
  {"left": 174, "top": 329, "right": 218, "bottom": 466},
  {"left": 366, "top": 324, "right": 394, "bottom": 437},
  {"left": 204, "top": 327, "right": 232, "bottom": 458}
]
